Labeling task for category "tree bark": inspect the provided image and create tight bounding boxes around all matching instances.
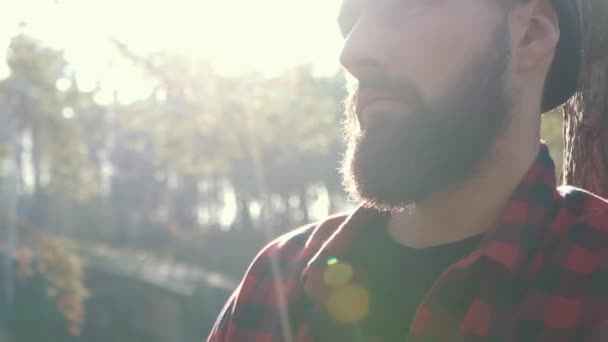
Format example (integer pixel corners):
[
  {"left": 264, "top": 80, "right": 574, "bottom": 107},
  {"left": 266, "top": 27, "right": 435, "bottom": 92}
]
[{"left": 563, "top": 0, "right": 608, "bottom": 194}]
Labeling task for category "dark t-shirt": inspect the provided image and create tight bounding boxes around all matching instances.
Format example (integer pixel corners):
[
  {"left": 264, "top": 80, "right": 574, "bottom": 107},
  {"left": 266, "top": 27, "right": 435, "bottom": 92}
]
[{"left": 316, "top": 214, "right": 484, "bottom": 341}]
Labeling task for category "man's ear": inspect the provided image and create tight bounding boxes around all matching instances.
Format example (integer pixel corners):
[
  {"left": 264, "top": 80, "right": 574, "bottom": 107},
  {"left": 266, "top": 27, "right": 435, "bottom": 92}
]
[{"left": 514, "top": 0, "right": 560, "bottom": 72}]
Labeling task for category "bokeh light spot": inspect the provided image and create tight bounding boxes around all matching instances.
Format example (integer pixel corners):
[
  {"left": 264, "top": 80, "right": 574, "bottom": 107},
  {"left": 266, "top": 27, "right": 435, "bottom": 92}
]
[
  {"left": 326, "top": 284, "right": 370, "bottom": 324},
  {"left": 323, "top": 262, "right": 353, "bottom": 288}
]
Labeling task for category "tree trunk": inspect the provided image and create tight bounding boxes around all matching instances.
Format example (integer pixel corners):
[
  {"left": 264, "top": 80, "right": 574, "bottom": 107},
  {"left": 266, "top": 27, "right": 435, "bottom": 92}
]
[
  {"left": 562, "top": 0, "right": 608, "bottom": 193},
  {"left": 236, "top": 196, "right": 253, "bottom": 231},
  {"left": 299, "top": 189, "right": 310, "bottom": 224},
  {"left": 174, "top": 176, "right": 199, "bottom": 231},
  {"left": 29, "top": 126, "right": 44, "bottom": 227}
]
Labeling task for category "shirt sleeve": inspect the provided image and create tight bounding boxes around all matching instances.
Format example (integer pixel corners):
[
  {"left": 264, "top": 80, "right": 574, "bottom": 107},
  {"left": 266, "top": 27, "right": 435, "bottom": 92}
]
[
  {"left": 206, "top": 238, "right": 291, "bottom": 342},
  {"left": 206, "top": 284, "right": 241, "bottom": 342},
  {"left": 206, "top": 223, "right": 321, "bottom": 342}
]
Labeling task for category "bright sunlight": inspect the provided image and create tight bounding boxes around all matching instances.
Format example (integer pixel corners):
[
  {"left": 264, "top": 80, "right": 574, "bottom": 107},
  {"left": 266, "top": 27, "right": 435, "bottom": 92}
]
[{"left": 0, "top": 0, "right": 344, "bottom": 102}]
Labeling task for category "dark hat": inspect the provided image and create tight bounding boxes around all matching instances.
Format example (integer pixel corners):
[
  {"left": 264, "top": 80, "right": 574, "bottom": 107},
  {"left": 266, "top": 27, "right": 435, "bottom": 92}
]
[{"left": 542, "top": 0, "right": 582, "bottom": 112}]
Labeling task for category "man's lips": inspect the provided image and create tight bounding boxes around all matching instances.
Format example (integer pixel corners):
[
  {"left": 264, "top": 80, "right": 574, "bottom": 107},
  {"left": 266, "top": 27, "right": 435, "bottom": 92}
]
[{"left": 356, "top": 89, "right": 405, "bottom": 120}]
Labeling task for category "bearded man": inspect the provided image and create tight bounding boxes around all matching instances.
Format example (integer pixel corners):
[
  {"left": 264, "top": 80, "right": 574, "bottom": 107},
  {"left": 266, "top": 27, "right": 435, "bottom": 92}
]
[{"left": 207, "top": 1, "right": 606, "bottom": 341}]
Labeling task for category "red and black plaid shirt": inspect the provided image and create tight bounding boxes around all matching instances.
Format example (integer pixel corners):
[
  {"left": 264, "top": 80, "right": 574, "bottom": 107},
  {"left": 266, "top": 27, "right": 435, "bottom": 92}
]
[{"left": 208, "top": 145, "right": 608, "bottom": 341}]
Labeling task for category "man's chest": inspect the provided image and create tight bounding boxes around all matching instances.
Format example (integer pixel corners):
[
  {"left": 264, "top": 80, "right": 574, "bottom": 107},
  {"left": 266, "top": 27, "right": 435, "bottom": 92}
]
[{"left": 289, "top": 257, "right": 608, "bottom": 342}]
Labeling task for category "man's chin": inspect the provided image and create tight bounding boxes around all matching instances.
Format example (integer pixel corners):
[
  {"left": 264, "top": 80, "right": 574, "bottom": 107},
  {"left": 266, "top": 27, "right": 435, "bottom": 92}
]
[
  {"left": 343, "top": 154, "right": 440, "bottom": 212},
  {"left": 360, "top": 197, "right": 418, "bottom": 213},
  {"left": 352, "top": 181, "right": 434, "bottom": 212}
]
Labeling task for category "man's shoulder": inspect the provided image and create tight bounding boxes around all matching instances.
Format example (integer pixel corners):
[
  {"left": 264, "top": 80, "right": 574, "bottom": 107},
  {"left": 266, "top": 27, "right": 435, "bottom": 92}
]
[
  {"left": 557, "top": 185, "right": 608, "bottom": 225},
  {"left": 207, "top": 213, "right": 353, "bottom": 341},
  {"left": 559, "top": 184, "right": 608, "bottom": 208},
  {"left": 553, "top": 185, "right": 608, "bottom": 249},
  {"left": 259, "top": 212, "right": 351, "bottom": 258},
  {"left": 244, "top": 212, "right": 351, "bottom": 276}
]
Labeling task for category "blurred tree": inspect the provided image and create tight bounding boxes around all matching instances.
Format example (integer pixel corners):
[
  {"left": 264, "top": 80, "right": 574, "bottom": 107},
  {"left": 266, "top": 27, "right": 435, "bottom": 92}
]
[
  {"left": 0, "top": 35, "right": 100, "bottom": 232},
  {"left": 0, "top": 34, "right": 91, "bottom": 337},
  {"left": 114, "top": 41, "right": 346, "bottom": 234},
  {"left": 563, "top": 0, "right": 608, "bottom": 193},
  {"left": 226, "top": 66, "right": 343, "bottom": 229}
]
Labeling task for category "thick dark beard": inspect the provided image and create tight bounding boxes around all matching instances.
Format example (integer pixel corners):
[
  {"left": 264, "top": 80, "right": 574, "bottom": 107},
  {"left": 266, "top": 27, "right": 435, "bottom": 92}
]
[{"left": 340, "top": 22, "right": 511, "bottom": 212}]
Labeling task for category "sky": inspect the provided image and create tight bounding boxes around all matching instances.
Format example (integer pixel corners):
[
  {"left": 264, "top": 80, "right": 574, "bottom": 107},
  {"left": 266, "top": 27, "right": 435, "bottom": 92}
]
[{"left": 0, "top": 0, "right": 344, "bottom": 102}]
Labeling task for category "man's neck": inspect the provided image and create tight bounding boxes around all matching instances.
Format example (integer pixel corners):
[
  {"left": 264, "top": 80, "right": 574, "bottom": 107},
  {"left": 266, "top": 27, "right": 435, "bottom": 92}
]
[{"left": 387, "top": 137, "right": 541, "bottom": 249}]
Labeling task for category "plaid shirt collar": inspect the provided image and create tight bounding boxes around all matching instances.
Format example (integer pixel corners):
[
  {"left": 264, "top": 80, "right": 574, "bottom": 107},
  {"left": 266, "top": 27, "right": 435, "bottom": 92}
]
[{"left": 302, "top": 143, "right": 558, "bottom": 293}]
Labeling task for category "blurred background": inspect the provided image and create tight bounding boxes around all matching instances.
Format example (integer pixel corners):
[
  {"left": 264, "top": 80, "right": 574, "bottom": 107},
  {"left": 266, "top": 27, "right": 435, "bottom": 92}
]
[{"left": 0, "top": 1, "right": 564, "bottom": 341}]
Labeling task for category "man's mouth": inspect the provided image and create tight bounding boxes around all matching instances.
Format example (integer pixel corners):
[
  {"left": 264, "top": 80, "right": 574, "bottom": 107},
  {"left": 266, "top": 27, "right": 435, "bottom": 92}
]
[{"left": 356, "top": 88, "right": 406, "bottom": 124}]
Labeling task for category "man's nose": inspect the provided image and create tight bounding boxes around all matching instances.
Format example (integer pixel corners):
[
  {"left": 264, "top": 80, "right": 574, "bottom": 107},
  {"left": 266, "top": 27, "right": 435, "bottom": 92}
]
[{"left": 339, "top": 15, "right": 390, "bottom": 81}]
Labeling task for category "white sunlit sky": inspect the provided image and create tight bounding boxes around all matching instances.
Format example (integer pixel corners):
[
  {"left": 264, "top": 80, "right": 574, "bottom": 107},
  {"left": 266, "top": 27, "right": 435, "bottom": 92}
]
[{"left": 0, "top": 0, "right": 344, "bottom": 103}]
